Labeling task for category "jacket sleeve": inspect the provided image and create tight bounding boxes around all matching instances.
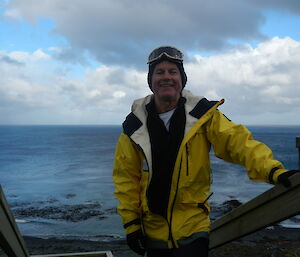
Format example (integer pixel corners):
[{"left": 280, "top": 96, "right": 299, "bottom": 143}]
[
  {"left": 206, "top": 110, "right": 287, "bottom": 184},
  {"left": 113, "top": 132, "right": 143, "bottom": 234}
]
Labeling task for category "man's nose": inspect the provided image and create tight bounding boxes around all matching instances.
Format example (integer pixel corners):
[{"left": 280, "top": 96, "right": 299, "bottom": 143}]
[{"left": 162, "top": 71, "right": 172, "bottom": 80}]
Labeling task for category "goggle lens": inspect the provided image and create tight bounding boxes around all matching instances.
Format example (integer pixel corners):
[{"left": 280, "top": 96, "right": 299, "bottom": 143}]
[{"left": 148, "top": 46, "right": 184, "bottom": 64}]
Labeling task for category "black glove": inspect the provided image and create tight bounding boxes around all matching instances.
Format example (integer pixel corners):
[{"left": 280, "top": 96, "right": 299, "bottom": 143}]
[
  {"left": 278, "top": 170, "right": 300, "bottom": 187},
  {"left": 126, "top": 229, "right": 146, "bottom": 256}
]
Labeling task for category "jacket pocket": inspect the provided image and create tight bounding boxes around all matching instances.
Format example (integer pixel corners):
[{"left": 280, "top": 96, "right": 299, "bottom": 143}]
[
  {"left": 178, "top": 191, "right": 213, "bottom": 215},
  {"left": 177, "top": 201, "right": 210, "bottom": 216}
]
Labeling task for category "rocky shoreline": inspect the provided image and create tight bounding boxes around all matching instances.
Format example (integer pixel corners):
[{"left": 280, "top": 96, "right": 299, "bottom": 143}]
[
  {"left": 9, "top": 195, "right": 116, "bottom": 222},
  {"left": 0, "top": 226, "right": 298, "bottom": 257},
  {"left": 9, "top": 198, "right": 243, "bottom": 224}
]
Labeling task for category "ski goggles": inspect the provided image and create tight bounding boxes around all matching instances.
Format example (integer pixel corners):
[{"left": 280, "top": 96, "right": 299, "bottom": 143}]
[{"left": 147, "top": 46, "right": 184, "bottom": 64}]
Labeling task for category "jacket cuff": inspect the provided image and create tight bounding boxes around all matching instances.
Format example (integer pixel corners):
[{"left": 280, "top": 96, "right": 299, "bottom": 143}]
[
  {"left": 268, "top": 167, "right": 288, "bottom": 184},
  {"left": 124, "top": 218, "right": 141, "bottom": 234}
]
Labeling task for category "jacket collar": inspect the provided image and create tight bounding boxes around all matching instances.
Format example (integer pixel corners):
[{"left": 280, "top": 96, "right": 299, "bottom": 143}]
[
  {"left": 122, "top": 90, "right": 223, "bottom": 173},
  {"left": 123, "top": 90, "right": 223, "bottom": 139}
]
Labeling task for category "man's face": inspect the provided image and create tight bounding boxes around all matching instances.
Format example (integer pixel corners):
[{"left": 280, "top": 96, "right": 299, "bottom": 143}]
[{"left": 151, "top": 61, "right": 182, "bottom": 103}]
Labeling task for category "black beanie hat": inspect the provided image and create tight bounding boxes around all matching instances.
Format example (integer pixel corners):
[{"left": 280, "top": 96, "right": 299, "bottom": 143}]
[{"left": 147, "top": 55, "right": 187, "bottom": 91}]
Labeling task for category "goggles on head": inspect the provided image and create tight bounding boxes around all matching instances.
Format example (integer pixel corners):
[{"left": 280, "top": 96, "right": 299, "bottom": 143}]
[{"left": 147, "top": 46, "right": 184, "bottom": 64}]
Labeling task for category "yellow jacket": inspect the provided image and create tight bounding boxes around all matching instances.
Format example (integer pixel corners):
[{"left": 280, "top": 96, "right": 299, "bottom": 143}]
[{"left": 113, "top": 90, "right": 287, "bottom": 248}]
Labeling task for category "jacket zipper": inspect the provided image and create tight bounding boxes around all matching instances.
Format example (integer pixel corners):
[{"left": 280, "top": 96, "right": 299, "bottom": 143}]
[
  {"left": 185, "top": 144, "right": 189, "bottom": 176},
  {"left": 168, "top": 158, "right": 183, "bottom": 248}
]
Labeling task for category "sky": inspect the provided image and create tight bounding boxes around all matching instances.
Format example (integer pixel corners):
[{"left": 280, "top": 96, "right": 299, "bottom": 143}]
[{"left": 1, "top": 0, "right": 300, "bottom": 125}]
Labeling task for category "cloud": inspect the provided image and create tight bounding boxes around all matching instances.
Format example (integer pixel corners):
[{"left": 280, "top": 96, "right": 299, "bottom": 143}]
[
  {"left": 2, "top": 1, "right": 300, "bottom": 125},
  {"left": 0, "top": 48, "right": 149, "bottom": 124},
  {"left": 4, "top": 0, "right": 300, "bottom": 70},
  {"left": 248, "top": 0, "right": 300, "bottom": 14},
  {"left": 0, "top": 54, "right": 24, "bottom": 66},
  {"left": 186, "top": 37, "right": 300, "bottom": 124},
  {"left": 0, "top": 37, "right": 299, "bottom": 125},
  {"left": 1, "top": 0, "right": 274, "bottom": 68}
]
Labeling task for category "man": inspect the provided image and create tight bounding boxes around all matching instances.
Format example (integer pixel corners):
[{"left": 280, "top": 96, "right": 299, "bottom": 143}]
[{"left": 112, "top": 46, "right": 299, "bottom": 257}]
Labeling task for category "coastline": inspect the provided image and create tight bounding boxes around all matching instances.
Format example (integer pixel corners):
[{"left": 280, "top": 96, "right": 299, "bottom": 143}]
[{"left": 1, "top": 226, "right": 298, "bottom": 257}]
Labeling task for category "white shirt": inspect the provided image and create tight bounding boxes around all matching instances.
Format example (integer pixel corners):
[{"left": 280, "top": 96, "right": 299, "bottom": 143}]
[{"left": 159, "top": 109, "right": 176, "bottom": 131}]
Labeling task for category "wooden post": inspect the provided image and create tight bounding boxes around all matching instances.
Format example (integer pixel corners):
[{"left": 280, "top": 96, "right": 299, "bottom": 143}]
[
  {"left": 297, "top": 136, "right": 300, "bottom": 170},
  {"left": 209, "top": 173, "right": 300, "bottom": 250},
  {"left": 0, "top": 185, "right": 29, "bottom": 257}
]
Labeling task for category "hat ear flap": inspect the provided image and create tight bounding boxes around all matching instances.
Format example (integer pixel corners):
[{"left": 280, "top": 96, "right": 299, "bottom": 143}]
[
  {"left": 147, "top": 63, "right": 155, "bottom": 91},
  {"left": 176, "top": 63, "right": 187, "bottom": 89},
  {"left": 182, "top": 70, "right": 187, "bottom": 88}
]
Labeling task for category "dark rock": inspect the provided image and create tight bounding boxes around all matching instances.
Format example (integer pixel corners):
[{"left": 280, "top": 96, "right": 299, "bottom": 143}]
[
  {"left": 222, "top": 199, "right": 242, "bottom": 210},
  {"left": 65, "top": 194, "right": 76, "bottom": 199},
  {"left": 11, "top": 202, "right": 107, "bottom": 222},
  {"left": 210, "top": 199, "right": 243, "bottom": 220}
]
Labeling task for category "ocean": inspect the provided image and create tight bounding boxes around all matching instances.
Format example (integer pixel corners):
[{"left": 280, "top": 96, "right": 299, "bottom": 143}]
[{"left": 0, "top": 125, "right": 299, "bottom": 241}]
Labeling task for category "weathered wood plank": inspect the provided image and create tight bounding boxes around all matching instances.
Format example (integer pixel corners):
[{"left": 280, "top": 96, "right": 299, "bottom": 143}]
[
  {"left": 209, "top": 173, "right": 300, "bottom": 249},
  {"left": 31, "top": 251, "right": 114, "bottom": 257},
  {"left": 0, "top": 185, "right": 29, "bottom": 257}
]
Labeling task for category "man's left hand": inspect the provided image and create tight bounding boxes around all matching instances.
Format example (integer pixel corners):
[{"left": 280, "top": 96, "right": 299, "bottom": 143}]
[{"left": 278, "top": 170, "right": 300, "bottom": 187}]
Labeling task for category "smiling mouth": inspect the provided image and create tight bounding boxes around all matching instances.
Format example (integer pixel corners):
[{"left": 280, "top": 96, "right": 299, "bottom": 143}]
[{"left": 159, "top": 84, "right": 174, "bottom": 88}]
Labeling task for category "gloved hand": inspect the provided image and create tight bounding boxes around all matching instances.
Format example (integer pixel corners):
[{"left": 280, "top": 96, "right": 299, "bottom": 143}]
[
  {"left": 278, "top": 170, "right": 300, "bottom": 187},
  {"left": 126, "top": 229, "right": 146, "bottom": 256}
]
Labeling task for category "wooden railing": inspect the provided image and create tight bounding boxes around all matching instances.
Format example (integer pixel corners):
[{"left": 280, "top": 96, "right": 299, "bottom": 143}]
[
  {"left": 209, "top": 173, "right": 300, "bottom": 249},
  {"left": 209, "top": 136, "right": 300, "bottom": 249},
  {"left": 209, "top": 135, "right": 300, "bottom": 249}
]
